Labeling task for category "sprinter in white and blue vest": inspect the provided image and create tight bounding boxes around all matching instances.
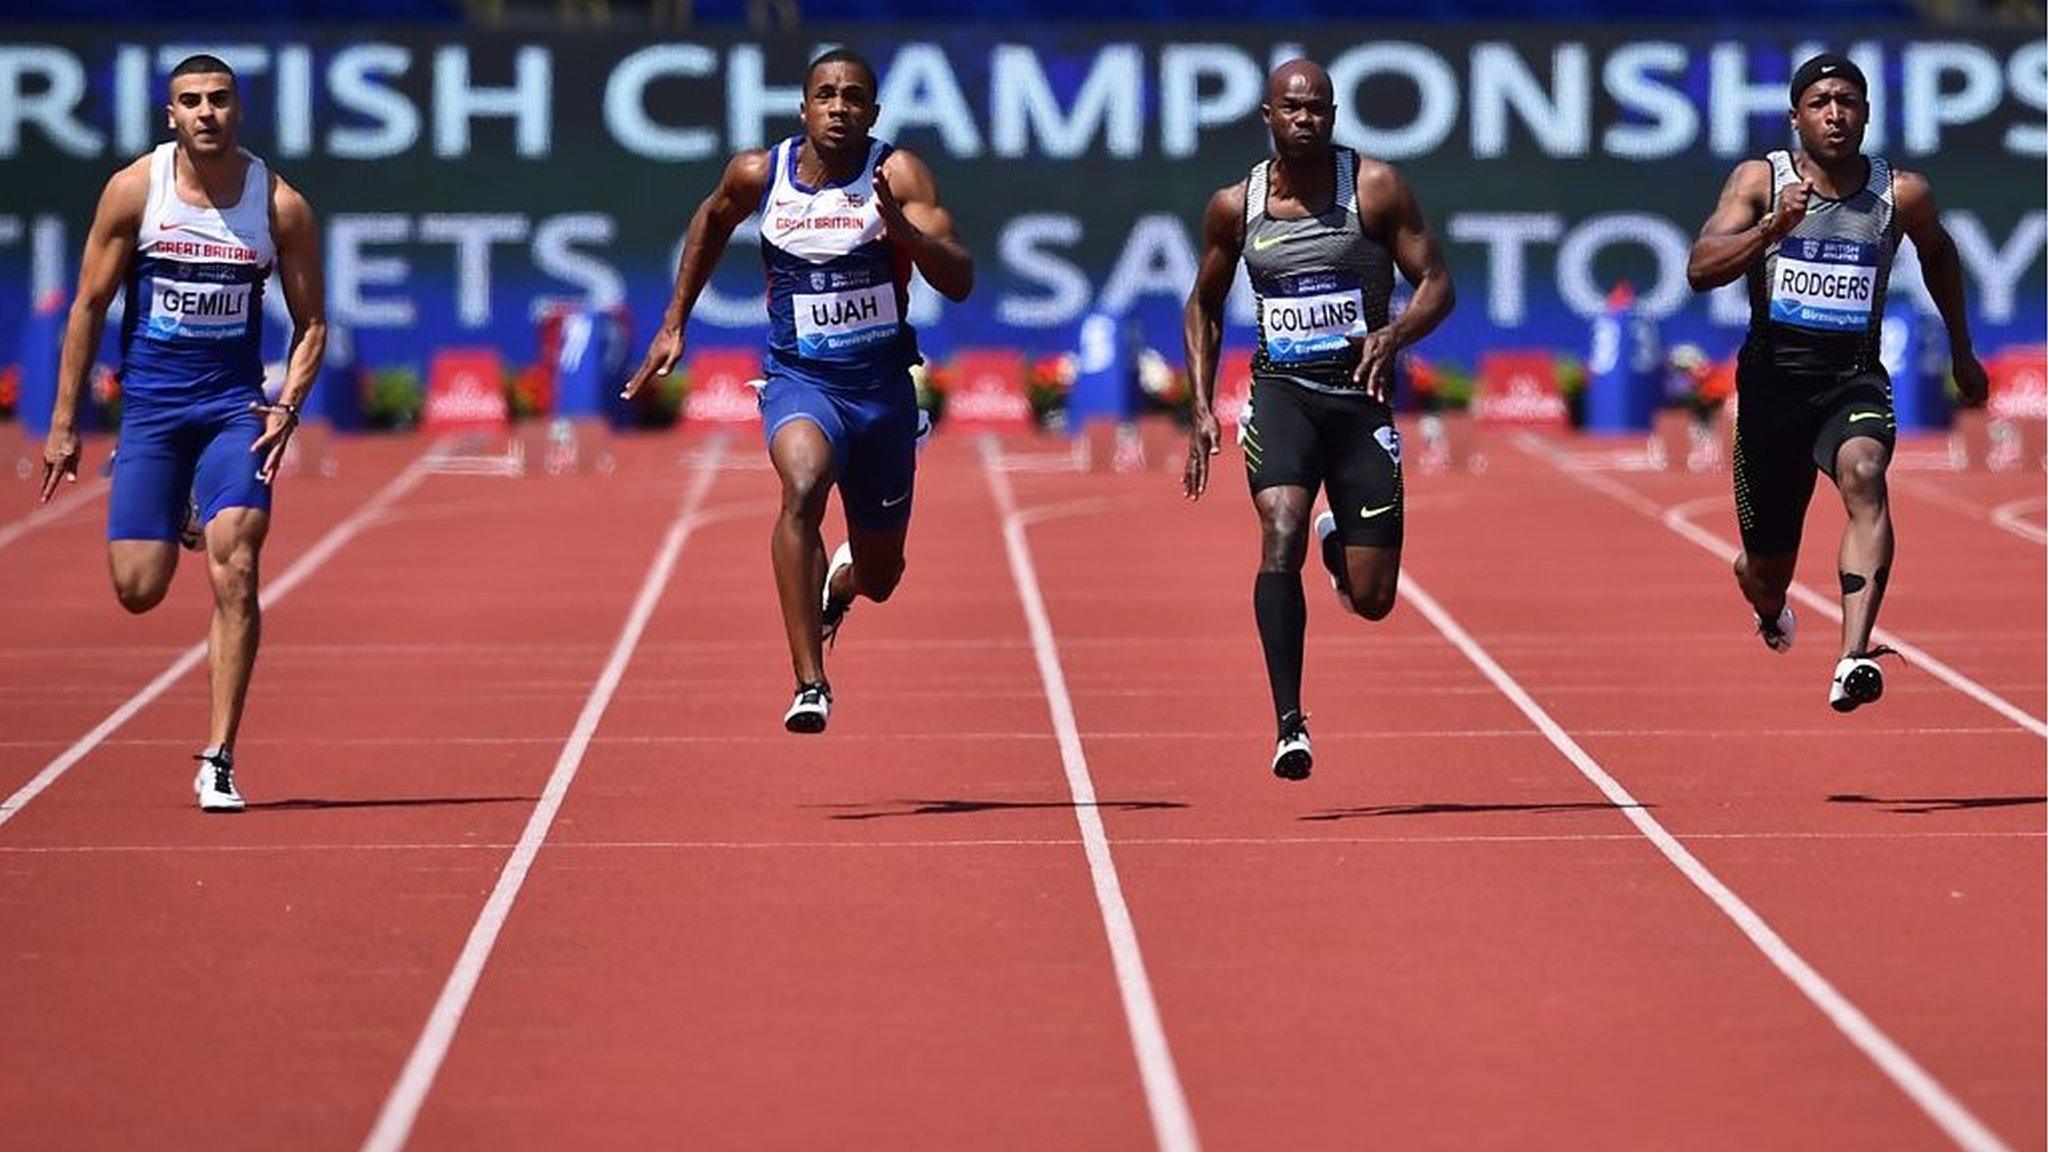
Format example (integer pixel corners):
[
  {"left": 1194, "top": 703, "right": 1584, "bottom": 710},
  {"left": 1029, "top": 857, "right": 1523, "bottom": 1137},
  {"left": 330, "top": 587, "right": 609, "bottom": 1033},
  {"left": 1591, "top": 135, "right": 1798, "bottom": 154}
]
[
  {"left": 39, "top": 55, "right": 327, "bottom": 812},
  {"left": 1687, "top": 53, "right": 1989, "bottom": 713},
  {"left": 622, "top": 48, "right": 973, "bottom": 734},
  {"left": 1183, "top": 60, "right": 1455, "bottom": 782}
]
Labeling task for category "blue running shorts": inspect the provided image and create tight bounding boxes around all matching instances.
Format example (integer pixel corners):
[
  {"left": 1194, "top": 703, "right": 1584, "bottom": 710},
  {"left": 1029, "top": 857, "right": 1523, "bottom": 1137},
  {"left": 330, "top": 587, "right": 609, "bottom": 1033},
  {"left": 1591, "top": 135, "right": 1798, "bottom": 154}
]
[{"left": 757, "top": 367, "right": 918, "bottom": 533}]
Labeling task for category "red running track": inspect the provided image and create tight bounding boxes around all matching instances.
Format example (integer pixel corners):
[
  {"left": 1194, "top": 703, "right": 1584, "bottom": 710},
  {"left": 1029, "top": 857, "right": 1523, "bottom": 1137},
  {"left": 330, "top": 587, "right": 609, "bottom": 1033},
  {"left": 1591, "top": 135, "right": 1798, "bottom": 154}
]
[{"left": 0, "top": 422, "right": 2039, "bottom": 1151}]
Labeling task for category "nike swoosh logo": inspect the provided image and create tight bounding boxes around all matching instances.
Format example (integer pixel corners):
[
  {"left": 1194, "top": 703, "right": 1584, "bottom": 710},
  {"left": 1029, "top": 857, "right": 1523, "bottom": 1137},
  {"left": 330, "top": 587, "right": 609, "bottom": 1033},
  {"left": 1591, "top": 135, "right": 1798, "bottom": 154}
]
[
  {"left": 1250, "top": 234, "right": 1288, "bottom": 252},
  {"left": 1848, "top": 411, "right": 1886, "bottom": 422},
  {"left": 1359, "top": 503, "right": 1396, "bottom": 520},
  {"left": 880, "top": 492, "right": 910, "bottom": 508}
]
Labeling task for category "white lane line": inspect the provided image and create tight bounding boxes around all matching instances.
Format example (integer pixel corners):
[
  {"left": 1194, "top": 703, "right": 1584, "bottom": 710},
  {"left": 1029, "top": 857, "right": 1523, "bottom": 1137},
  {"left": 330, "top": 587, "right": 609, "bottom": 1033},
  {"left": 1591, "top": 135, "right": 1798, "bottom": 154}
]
[
  {"left": 1399, "top": 570, "right": 2015, "bottom": 1152},
  {"left": 358, "top": 438, "right": 724, "bottom": 1152},
  {"left": 0, "top": 447, "right": 442, "bottom": 830},
  {"left": 1, "top": 722, "right": 2020, "bottom": 753},
  {"left": 4, "top": 829, "right": 2042, "bottom": 855},
  {"left": 0, "top": 478, "right": 109, "bottom": 551},
  {"left": 1523, "top": 436, "right": 2048, "bottom": 740},
  {"left": 1989, "top": 496, "right": 2048, "bottom": 546},
  {"left": 981, "top": 439, "right": 1200, "bottom": 1152}
]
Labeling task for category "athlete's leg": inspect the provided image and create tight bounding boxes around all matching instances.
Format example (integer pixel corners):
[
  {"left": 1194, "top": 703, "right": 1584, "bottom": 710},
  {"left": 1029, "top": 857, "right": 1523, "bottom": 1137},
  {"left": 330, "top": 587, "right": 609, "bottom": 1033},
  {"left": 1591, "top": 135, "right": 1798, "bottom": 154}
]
[
  {"left": 833, "top": 525, "right": 906, "bottom": 604},
  {"left": 190, "top": 400, "right": 277, "bottom": 753},
  {"left": 201, "top": 506, "right": 269, "bottom": 752},
  {"left": 1831, "top": 434, "right": 1894, "bottom": 658},
  {"left": 108, "top": 542, "right": 180, "bottom": 614},
  {"left": 1729, "top": 387, "right": 1818, "bottom": 644},
  {"left": 1319, "top": 403, "right": 1404, "bottom": 621},
  {"left": 769, "top": 419, "right": 837, "bottom": 687},
  {"left": 1733, "top": 550, "right": 1798, "bottom": 622},
  {"left": 1253, "top": 484, "right": 1314, "bottom": 723},
  {"left": 829, "top": 378, "right": 917, "bottom": 608},
  {"left": 105, "top": 404, "right": 196, "bottom": 613},
  {"left": 1328, "top": 544, "right": 1401, "bottom": 621}
]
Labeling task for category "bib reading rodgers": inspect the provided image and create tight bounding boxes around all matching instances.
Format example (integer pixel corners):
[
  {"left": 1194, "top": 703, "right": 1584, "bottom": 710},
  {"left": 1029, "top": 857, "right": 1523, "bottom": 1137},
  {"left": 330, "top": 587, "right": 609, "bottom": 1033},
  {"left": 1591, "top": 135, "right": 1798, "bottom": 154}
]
[
  {"left": 1742, "top": 150, "right": 1897, "bottom": 378},
  {"left": 1768, "top": 237, "right": 1880, "bottom": 333}
]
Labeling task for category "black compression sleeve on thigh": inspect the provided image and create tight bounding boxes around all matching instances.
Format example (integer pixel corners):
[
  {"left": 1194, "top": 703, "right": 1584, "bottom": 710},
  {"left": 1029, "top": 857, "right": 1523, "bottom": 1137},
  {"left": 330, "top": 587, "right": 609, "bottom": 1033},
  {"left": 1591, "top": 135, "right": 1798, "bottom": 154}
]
[{"left": 1254, "top": 571, "right": 1307, "bottom": 725}]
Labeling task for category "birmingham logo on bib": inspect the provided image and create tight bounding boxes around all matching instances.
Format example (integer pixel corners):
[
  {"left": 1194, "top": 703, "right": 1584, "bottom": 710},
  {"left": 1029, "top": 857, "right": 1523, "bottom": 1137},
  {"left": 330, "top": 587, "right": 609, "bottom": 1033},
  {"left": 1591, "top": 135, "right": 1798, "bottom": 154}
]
[
  {"left": 1262, "top": 271, "right": 1363, "bottom": 364},
  {"left": 146, "top": 278, "right": 251, "bottom": 341},
  {"left": 1770, "top": 237, "right": 1880, "bottom": 333},
  {"left": 795, "top": 278, "right": 898, "bottom": 360}
]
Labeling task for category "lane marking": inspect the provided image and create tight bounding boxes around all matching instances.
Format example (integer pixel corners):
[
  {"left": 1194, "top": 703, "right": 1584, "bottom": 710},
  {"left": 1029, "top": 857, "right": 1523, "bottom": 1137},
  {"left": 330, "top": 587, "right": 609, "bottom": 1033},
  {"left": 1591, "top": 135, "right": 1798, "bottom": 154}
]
[
  {"left": 0, "top": 478, "right": 109, "bottom": 551},
  {"left": 1522, "top": 436, "right": 2048, "bottom": 740},
  {"left": 0, "top": 447, "right": 442, "bottom": 831},
  {"left": 4, "top": 829, "right": 2041, "bottom": 855},
  {"left": 981, "top": 439, "right": 1200, "bottom": 1152},
  {"left": 1400, "top": 569, "right": 2016, "bottom": 1152},
  {"left": 359, "top": 439, "right": 724, "bottom": 1152},
  {"left": 1989, "top": 496, "right": 2048, "bottom": 547}
]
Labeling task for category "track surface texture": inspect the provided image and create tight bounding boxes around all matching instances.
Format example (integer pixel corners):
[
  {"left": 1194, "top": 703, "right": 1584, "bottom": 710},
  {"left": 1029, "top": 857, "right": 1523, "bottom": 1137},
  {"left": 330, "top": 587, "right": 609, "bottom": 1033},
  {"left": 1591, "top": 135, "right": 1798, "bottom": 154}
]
[{"left": 2, "top": 421, "right": 2040, "bottom": 1152}]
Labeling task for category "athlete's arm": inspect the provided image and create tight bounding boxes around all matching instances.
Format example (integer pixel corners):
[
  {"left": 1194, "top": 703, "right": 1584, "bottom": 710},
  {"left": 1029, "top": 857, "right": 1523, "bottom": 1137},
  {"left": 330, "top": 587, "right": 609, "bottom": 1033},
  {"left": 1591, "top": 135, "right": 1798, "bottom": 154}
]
[
  {"left": 40, "top": 161, "right": 145, "bottom": 502},
  {"left": 1355, "top": 159, "right": 1454, "bottom": 402},
  {"left": 1893, "top": 169, "right": 1989, "bottom": 407},
  {"left": 1181, "top": 182, "right": 1244, "bottom": 501},
  {"left": 621, "top": 149, "right": 770, "bottom": 399},
  {"left": 1687, "top": 160, "right": 1789, "bottom": 292},
  {"left": 255, "top": 175, "right": 325, "bottom": 482},
  {"left": 874, "top": 148, "right": 973, "bottom": 302}
]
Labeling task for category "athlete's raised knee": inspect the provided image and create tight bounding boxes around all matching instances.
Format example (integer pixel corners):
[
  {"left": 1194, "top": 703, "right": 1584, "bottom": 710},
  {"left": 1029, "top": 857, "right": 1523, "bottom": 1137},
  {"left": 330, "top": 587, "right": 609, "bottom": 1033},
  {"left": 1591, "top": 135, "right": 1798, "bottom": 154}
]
[
  {"left": 1347, "top": 586, "right": 1397, "bottom": 621},
  {"left": 114, "top": 580, "right": 169, "bottom": 615},
  {"left": 852, "top": 548, "right": 905, "bottom": 602},
  {"left": 1837, "top": 453, "right": 1887, "bottom": 505}
]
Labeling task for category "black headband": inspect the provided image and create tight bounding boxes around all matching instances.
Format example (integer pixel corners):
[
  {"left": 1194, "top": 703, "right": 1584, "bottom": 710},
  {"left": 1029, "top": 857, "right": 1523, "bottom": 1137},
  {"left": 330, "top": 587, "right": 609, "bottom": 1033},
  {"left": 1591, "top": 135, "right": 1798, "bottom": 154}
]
[{"left": 1790, "top": 54, "right": 1867, "bottom": 105}]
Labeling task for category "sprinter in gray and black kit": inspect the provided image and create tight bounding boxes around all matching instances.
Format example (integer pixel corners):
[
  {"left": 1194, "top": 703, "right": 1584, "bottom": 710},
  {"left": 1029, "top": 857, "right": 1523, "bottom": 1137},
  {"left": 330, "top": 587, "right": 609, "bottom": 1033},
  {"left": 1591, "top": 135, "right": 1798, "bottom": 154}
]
[
  {"left": 1687, "top": 52, "right": 1989, "bottom": 713},
  {"left": 1182, "top": 59, "right": 1454, "bottom": 781}
]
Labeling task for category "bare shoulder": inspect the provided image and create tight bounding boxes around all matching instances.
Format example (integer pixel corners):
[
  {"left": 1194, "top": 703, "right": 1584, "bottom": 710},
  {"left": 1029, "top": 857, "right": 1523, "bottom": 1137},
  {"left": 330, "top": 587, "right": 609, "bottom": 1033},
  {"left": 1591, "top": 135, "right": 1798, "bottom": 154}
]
[
  {"left": 722, "top": 148, "right": 773, "bottom": 195},
  {"left": 1202, "top": 181, "right": 1246, "bottom": 247},
  {"left": 880, "top": 146, "right": 941, "bottom": 195},
  {"left": 1887, "top": 166, "right": 1939, "bottom": 226},
  {"left": 97, "top": 155, "right": 152, "bottom": 222},
  {"left": 1352, "top": 154, "right": 1407, "bottom": 199},
  {"left": 1725, "top": 158, "right": 1773, "bottom": 197},
  {"left": 268, "top": 171, "right": 315, "bottom": 223},
  {"left": 1206, "top": 180, "right": 1246, "bottom": 222},
  {"left": 1888, "top": 166, "right": 1932, "bottom": 204}
]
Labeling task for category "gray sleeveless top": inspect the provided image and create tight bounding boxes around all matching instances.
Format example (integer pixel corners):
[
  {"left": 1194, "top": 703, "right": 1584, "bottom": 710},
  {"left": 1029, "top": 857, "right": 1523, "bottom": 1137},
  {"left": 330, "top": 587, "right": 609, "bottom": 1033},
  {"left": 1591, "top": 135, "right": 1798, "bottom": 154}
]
[
  {"left": 1743, "top": 149, "right": 1898, "bottom": 379},
  {"left": 1244, "top": 147, "right": 1394, "bottom": 394}
]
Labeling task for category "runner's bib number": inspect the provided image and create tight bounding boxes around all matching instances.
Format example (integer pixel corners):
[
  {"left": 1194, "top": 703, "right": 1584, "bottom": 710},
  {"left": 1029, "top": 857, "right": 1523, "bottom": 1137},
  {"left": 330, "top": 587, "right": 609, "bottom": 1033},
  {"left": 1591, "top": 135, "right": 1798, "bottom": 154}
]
[
  {"left": 794, "top": 282, "right": 899, "bottom": 360},
  {"left": 1769, "top": 238, "right": 1880, "bottom": 333},
  {"left": 145, "top": 278, "right": 252, "bottom": 341},
  {"left": 1261, "top": 288, "right": 1364, "bottom": 364}
]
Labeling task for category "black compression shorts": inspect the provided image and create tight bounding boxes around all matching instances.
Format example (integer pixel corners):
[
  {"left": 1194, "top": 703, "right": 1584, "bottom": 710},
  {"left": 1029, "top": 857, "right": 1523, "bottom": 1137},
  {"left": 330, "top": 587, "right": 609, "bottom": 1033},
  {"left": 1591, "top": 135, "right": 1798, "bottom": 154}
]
[
  {"left": 1242, "top": 376, "right": 1404, "bottom": 548},
  {"left": 1732, "top": 367, "right": 1896, "bottom": 557}
]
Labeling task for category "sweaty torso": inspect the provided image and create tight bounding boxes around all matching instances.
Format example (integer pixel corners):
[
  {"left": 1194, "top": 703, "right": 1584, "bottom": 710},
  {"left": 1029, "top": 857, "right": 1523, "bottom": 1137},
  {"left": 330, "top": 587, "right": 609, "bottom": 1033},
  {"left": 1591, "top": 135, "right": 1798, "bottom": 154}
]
[
  {"left": 1741, "top": 150, "right": 1899, "bottom": 383},
  {"left": 1243, "top": 147, "right": 1393, "bottom": 395},
  {"left": 121, "top": 142, "right": 275, "bottom": 401}
]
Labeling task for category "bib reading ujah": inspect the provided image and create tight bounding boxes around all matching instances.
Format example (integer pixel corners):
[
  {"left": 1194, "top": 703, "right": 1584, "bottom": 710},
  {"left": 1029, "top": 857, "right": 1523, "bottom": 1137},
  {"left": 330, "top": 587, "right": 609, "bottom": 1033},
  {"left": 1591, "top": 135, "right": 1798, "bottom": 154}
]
[{"left": 794, "top": 282, "right": 900, "bottom": 360}]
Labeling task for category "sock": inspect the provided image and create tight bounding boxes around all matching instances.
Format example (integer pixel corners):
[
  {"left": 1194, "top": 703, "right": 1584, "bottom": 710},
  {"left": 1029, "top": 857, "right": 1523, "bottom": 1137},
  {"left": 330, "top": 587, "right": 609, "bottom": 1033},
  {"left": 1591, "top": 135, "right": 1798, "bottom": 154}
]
[{"left": 1253, "top": 571, "right": 1307, "bottom": 729}]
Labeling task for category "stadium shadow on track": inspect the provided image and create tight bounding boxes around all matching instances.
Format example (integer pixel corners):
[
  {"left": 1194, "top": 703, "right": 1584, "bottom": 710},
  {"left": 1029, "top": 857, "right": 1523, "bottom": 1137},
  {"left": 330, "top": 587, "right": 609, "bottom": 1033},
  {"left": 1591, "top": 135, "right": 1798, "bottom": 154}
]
[
  {"left": 1827, "top": 793, "right": 2047, "bottom": 814},
  {"left": 244, "top": 795, "right": 537, "bottom": 812},
  {"left": 1300, "top": 800, "right": 1645, "bottom": 822},
  {"left": 817, "top": 799, "right": 1188, "bottom": 820}
]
